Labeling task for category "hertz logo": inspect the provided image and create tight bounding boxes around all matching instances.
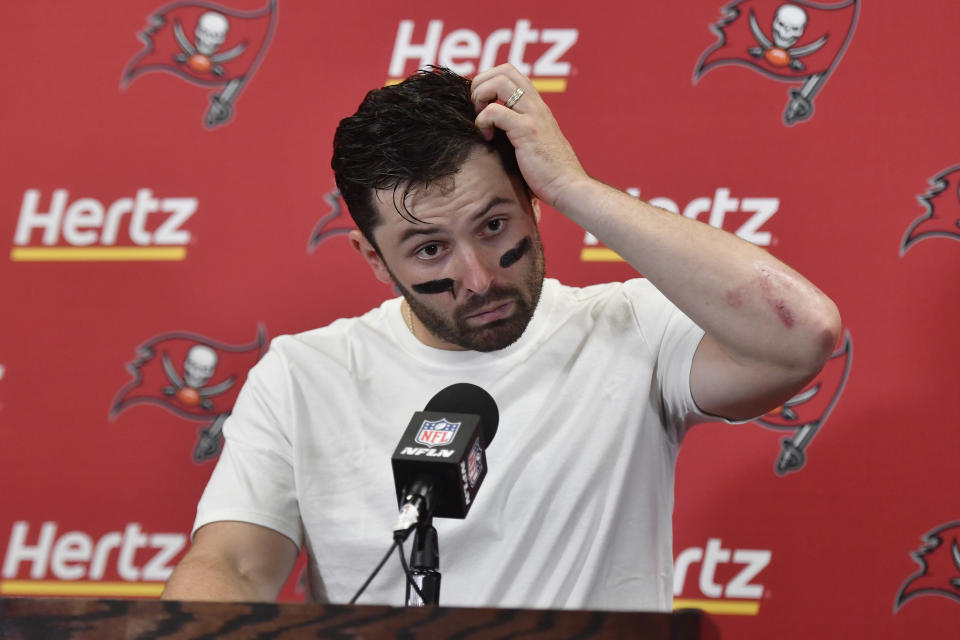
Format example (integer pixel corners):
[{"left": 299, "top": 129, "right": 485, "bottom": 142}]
[
  {"left": 672, "top": 538, "right": 772, "bottom": 616},
  {"left": 387, "top": 20, "right": 578, "bottom": 93},
  {"left": 11, "top": 189, "right": 196, "bottom": 262},
  {"left": 1, "top": 521, "right": 185, "bottom": 598},
  {"left": 583, "top": 188, "right": 780, "bottom": 262}
]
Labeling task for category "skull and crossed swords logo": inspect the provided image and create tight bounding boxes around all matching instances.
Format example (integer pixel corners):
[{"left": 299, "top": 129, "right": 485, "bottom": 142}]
[
  {"left": 694, "top": 0, "right": 860, "bottom": 125},
  {"left": 171, "top": 11, "right": 247, "bottom": 125},
  {"left": 122, "top": 0, "right": 277, "bottom": 128},
  {"left": 112, "top": 327, "right": 266, "bottom": 462},
  {"left": 172, "top": 11, "right": 246, "bottom": 77},
  {"left": 747, "top": 4, "right": 827, "bottom": 71},
  {"left": 162, "top": 344, "right": 235, "bottom": 411}
]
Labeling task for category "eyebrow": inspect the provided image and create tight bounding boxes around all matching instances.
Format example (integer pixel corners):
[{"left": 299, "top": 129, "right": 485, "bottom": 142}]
[{"left": 396, "top": 196, "right": 513, "bottom": 246}]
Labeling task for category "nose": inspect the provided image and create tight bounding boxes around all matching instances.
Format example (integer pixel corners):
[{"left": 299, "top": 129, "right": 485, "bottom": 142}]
[{"left": 455, "top": 246, "right": 496, "bottom": 298}]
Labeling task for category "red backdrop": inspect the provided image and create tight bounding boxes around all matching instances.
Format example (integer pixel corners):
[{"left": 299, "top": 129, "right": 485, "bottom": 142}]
[{"left": 1, "top": 1, "right": 958, "bottom": 637}]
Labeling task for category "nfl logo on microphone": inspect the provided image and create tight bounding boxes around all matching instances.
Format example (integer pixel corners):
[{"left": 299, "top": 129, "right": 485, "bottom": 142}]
[{"left": 415, "top": 418, "right": 461, "bottom": 447}]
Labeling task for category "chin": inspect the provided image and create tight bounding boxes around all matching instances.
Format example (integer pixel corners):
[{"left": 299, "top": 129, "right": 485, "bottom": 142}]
[{"left": 461, "top": 317, "right": 530, "bottom": 352}]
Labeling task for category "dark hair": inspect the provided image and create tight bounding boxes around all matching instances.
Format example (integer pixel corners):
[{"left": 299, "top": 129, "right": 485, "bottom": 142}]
[{"left": 331, "top": 67, "right": 524, "bottom": 250}]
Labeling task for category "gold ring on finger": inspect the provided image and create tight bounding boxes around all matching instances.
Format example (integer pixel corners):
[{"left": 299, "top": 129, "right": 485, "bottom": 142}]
[{"left": 504, "top": 87, "right": 524, "bottom": 110}]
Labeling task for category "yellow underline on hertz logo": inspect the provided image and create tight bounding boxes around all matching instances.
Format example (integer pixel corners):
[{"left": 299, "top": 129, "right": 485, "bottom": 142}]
[
  {"left": 580, "top": 247, "right": 625, "bottom": 262},
  {"left": 10, "top": 247, "right": 187, "bottom": 262},
  {"left": 386, "top": 78, "right": 568, "bottom": 92},
  {"left": 0, "top": 581, "right": 760, "bottom": 610},
  {"left": 673, "top": 598, "right": 760, "bottom": 615},
  {"left": 0, "top": 580, "right": 165, "bottom": 597}
]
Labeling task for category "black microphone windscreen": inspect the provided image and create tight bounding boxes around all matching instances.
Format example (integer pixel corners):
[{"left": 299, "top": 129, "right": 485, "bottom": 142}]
[{"left": 424, "top": 383, "right": 499, "bottom": 447}]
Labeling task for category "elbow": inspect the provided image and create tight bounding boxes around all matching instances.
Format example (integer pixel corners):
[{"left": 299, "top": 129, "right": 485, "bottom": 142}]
[{"left": 804, "top": 298, "right": 842, "bottom": 374}]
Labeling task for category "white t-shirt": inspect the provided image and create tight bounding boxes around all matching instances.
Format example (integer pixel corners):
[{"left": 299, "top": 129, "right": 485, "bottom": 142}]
[{"left": 194, "top": 278, "right": 714, "bottom": 611}]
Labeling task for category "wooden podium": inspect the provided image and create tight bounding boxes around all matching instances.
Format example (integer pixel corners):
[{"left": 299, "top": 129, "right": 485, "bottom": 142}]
[{"left": 0, "top": 598, "right": 719, "bottom": 639}]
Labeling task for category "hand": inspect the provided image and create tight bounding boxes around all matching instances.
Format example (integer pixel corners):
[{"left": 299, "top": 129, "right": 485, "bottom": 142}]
[{"left": 471, "top": 64, "right": 588, "bottom": 210}]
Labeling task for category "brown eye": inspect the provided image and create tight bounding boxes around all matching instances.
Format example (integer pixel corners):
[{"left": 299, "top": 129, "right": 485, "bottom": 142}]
[
  {"left": 416, "top": 243, "right": 443, "bottom": 260},
  {"left": 486, "top": 218, "right": 504, "bottom": 233}
]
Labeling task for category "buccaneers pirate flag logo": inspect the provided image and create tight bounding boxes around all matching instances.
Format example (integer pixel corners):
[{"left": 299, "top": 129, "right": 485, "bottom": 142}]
[
  {"left": 307, "top": 189, "right": 354, "bottom": 254},
  {"left": 111, "top": 326, "right": 267, "bottom": 462},
  {"left": 122, "top": 0, "right": 277, "bottom": 128},
  {"left": 753, "top": 330, "right": 852, "bottom": 475},
  {"left": 694, "top": 0, "right": 860, "bottom": 125},
  {"left": 901, "top": 164, "right": 960, "bottom": 255},
  {"left": 895, "top": 521, "right": 960, "bottom": 611}
]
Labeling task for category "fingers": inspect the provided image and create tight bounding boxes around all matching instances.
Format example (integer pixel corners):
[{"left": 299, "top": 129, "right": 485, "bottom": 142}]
[
  {"left": 471, "top": 64, "right": 536, "bottom": 114},
  {"left": 471, "top": 64, "right": 541, "bottom": 140},
  {"left": 474, "top": 102, "right": 522, "bottom": 141},
  {"left": 472, "top": 63, "right": 529, "bottom": 93},
  {"left": 471, "top": 74, "right": 516, "bottom": 113}
]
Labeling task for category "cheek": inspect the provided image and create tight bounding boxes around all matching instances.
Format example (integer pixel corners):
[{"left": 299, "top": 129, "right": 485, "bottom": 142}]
[{"left": 417, "top": 293, "right": 460, "bottom": 323}]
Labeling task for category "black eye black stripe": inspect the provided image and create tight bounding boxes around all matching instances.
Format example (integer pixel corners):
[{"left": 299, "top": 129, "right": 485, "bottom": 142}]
[
  {"left": 412, "top": 279, "right": 455, "bottom": 295},
  {"left": 499, "top": 236, "right": 530, "bottom": 268}
]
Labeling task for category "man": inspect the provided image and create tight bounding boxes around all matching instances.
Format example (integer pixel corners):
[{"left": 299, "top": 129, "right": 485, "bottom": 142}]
[{"left": 163, "top": 65, "right": 840, "bottom": 610}]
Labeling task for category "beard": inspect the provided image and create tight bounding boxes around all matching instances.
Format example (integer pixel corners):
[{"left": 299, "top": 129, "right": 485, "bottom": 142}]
[{"left": 393, "top": 234, "right": 546, "bottom": 352}]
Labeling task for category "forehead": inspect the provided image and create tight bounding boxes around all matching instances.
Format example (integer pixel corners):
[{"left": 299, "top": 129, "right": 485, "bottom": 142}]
[{"left": 371, "top": 147, "right": 526, "bottom": 235}]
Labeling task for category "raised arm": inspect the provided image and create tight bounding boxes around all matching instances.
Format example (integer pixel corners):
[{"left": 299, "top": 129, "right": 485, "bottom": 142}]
[
  {"left": 472, "top": 64, "right": 841, "bottom": 420},
  {"left": 161, "top": 521, "right": 299, "bottom": 601}
]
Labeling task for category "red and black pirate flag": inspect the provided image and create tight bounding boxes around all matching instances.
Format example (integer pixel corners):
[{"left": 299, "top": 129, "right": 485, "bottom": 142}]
[
  {"left": 122, "top": 0, "right": 277, "bottom": 128},
  {"left": 895, "top": 521, "right": 960, "bottom": 611},
  {"left": 694, "top": 0, "right": 860, "bottom": 125},
  {"left": 901, "top": 165, "right": 960, "bottom": 255},
  {"left": 754, "top": 329, "right": 852, "bottom": 475},
  {"left": 308, "top": 189, "right": 355, "bottom": 254},
  {"left": 111, "top": 326, "right": 267, "bottom": 462}
]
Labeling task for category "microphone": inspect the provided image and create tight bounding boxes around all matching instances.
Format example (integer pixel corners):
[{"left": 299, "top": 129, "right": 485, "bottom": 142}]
[{"left": 391, "top": 383, "right": 499, "bottom": 534}]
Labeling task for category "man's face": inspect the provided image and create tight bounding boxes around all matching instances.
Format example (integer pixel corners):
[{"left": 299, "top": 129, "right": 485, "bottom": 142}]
[{"left": 354, "top": 146, "right": 545, "bottom": 352}]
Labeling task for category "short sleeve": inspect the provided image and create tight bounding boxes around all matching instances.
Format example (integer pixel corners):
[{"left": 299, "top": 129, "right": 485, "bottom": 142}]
[
  {"left": 192, "top": 347, "right": 303, "bottom": 548},
  {"left": 622, "top": 279, "right": 735, "bottom": 443}
]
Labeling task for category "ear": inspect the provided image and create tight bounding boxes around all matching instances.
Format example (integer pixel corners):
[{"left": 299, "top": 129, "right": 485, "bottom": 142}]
[
  {"left": 349, "top": 230, "right": 393, "bottom": 285},
  {"left": 530, "top": 197, "right": 541, "bottom": 224}
]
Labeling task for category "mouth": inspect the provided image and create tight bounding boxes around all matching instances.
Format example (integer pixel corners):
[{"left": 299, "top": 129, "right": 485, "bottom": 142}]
[{"left": 464, "top": 300, "right": 514, "bottom": 325}]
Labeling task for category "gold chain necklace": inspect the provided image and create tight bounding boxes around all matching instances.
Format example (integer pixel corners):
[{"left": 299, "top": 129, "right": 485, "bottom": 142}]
[{"left": 403, "top": 300, "right": 416, "bottom": 339}]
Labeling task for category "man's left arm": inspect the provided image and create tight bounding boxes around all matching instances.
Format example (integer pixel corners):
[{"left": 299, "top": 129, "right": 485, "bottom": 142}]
[{"left": 472, "top": 65, "right": 841, "bottom": 420}]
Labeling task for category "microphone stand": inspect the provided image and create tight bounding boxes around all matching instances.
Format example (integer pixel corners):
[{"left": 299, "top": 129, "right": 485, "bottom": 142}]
[{"left": 406, "top": 516, "right": 440, "bottom": 606}]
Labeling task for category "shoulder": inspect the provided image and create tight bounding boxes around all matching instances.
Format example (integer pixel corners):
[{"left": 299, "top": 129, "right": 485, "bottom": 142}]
[
  {"left": 544, "top": 278, "right": 686, "bottom": 354},
  {"left": 263, "top": 297, "right": 401, "bottom": 375},
  {"left": 547, "top": 278, "right": 669, "bottom": 315}
]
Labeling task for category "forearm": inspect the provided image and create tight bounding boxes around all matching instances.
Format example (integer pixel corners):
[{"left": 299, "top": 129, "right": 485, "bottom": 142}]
[{"left": 554, "top": 176, "right": 841, "bottom": 370}]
